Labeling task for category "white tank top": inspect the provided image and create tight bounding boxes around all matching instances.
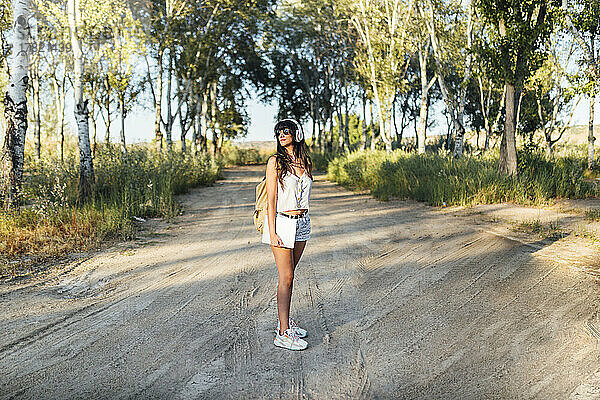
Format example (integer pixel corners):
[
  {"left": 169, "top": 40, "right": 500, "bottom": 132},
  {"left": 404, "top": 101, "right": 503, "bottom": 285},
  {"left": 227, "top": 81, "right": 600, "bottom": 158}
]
[{"left": 277, "top": 170, "right": 312, "bottom": 212}]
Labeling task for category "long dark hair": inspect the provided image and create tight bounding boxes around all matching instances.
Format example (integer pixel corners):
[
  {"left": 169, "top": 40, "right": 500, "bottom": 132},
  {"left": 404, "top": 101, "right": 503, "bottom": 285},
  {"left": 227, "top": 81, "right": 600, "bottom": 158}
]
[{"left": 274, "top": 120, "right": 313, "bottom": 187}]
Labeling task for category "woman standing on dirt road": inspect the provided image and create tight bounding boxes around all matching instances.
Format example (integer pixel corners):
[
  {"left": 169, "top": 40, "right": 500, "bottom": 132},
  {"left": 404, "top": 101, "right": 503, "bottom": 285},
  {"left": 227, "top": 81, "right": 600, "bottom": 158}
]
[{"left": 261, "top": 119, "right": 313, "bottom": 351}]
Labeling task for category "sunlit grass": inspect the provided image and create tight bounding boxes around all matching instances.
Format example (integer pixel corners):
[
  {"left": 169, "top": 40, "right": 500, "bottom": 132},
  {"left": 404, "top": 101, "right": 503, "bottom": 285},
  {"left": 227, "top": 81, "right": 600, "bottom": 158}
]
[
  {"left": 585, "top": 208, "right": 600, "bottom": 221},
  {"left": 1, "top": 144, "right": 222, "bottom": 274},
  {"left": 327, "top": 149, "right": 599, "bottom": 206},
  {"left": 220, "top": 142, "right": 273, "bottom": 166}
]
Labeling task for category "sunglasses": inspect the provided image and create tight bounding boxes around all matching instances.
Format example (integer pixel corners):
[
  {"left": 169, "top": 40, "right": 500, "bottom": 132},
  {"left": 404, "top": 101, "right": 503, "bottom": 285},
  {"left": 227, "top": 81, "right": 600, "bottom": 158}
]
[{"left": 275, "top": 128, "right": 293, "bottom": 138}]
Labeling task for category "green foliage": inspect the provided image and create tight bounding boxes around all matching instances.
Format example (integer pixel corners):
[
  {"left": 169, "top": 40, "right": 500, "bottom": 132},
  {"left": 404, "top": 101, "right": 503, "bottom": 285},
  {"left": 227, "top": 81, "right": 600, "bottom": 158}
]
[
  {"left": 90, "top": 145, "right": 222, "bottom": 218},
  {"left": 327, "top": 149, "right": 598, "bottom": 206},
  {"left": 310, "top": 149, "right": 338, "bottom": 172},
  {"left": 570, "top": 0, "right": 600, "bottom": 38},
  {"left": 474, "top": 0, "right": 562, "bottom": 85},
  {"left": 566, "top": 0, "right": 600, "bottom": 95},
  {"left": 585, "top": 208, "right": 600, "bottom": 221}
]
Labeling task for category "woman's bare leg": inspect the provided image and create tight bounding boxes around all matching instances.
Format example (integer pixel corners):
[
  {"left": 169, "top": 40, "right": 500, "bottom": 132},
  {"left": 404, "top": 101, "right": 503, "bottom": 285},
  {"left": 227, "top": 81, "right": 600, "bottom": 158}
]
[
  {"left": 293, "top": 240, "right": 307, "bottom": 271},
  {"left": 271, "top": 245, "right": 294, "bottom": 334}
]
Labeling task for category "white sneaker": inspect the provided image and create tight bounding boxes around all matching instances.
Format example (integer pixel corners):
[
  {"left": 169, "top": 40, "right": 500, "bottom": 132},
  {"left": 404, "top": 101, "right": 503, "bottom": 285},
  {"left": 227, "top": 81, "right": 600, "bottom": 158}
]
[
  {"left": 277, "top": 317, "right": 307, "bottom": 338},
  {"left": 274, "top": 328, "right": 308, "bottom": 350}
]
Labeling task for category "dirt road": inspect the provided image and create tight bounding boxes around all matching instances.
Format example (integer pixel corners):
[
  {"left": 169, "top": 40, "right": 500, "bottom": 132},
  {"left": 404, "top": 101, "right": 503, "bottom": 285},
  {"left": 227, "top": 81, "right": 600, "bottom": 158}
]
[{"left": 2, "top": 165, "right": 600, "bottom": 399}]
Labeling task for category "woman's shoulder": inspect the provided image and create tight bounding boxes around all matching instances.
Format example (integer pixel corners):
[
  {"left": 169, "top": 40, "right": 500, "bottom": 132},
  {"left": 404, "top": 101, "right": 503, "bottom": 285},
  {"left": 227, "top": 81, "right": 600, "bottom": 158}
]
[{"left": 266, "top": 155, "right": 279, "bottom": 176}]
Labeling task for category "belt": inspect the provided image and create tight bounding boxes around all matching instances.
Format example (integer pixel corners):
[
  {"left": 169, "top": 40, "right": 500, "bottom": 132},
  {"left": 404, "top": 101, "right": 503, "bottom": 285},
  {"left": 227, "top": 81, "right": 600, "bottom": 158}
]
[{"left": 277, "top": 211, "right": 308, "bottom": 219}]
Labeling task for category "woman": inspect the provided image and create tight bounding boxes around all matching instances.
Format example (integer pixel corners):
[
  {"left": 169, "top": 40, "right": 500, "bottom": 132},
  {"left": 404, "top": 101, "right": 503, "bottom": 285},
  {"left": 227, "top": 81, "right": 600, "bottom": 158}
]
[{"left": 261, "top": 118, "right": 313, "bottom": 351}]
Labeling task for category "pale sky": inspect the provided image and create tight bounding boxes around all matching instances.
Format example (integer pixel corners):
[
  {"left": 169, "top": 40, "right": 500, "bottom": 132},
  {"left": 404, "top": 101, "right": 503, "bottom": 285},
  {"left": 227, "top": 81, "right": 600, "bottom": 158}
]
[
  {"left": 118, "top": 94, "right": 597, "bottom": 144},
  {"left": 60, "top": 87, "right": 597, "bottom": 146}
]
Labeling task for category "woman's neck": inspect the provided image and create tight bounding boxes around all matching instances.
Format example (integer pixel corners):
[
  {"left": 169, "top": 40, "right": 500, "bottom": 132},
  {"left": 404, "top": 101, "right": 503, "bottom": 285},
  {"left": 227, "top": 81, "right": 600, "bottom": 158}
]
[{"left": 284, "top": 146, "right": 294, "bottom": 158}]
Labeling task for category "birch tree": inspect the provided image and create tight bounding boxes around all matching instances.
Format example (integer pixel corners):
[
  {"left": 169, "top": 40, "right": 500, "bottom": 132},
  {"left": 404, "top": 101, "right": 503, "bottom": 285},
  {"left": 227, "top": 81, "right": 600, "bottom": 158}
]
[
  {"left": 1, "top": 0, "right": 30, "bottom": 209},
  {"left": 103, "top": 5, "right": 144, "bottom": 153},
  {"left": 37, "top": 0, "right": 69, "bottom": 160},
  {"left": 563, "top": 0, "right": 599, "bottom": 169},
  {"left": 67, "top": 0, "right": 94, "bottom": 200},
  {"left": 415, "top": 40, "right": 436, "bottom": 154},
  {"left": 421, "top": 0, "right": 473, "bottom": 158},
  {"left": 28, "top": 5, "right": 41, "bottom": 159},
  {"left": 350, "top": 0, "right": 415, "bottom": 151}
]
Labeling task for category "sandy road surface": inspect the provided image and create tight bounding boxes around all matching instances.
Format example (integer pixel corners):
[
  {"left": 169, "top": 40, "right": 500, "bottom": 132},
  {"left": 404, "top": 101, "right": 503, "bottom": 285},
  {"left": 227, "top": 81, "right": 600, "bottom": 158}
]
[{"left": 2, "top": 165, "right": 600, "bottom": 399}]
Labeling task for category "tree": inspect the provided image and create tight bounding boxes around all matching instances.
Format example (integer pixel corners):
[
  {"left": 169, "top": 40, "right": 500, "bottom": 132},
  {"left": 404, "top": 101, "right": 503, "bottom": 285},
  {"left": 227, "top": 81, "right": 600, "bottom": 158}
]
[
  {"left": 475, "top": 0, "right": 561, "bottom": 175},
  {"left": 350, "top": 0, "right": 415, "bottom": 151},
  {"left": 524, "top": 34, "right": 579, "bottom": 155},
  {"left": 1, "top": 0, "right": 31, "bottom": 209},
  {"left": 103, "top": 4, "right": 145, "bottom": 153},
  {"left": 422, "top": 0, "right": 474, "bottom": 158},
  {"left": 563, "top": 0, "right": 599, "bottom": 169},
  {"left": 263, "top": 0, "right": 343, "bottom": 151},
  {"left": 68, "top": 0, "right": 94, "bottom": 200}
]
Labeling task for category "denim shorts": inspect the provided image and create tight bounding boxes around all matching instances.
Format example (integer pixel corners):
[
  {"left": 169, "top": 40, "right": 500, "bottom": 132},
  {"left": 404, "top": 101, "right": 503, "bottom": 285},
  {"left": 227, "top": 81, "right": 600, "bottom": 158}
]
[
  {"left": 295, "top": 214, "right": 311, "bottom": 241},
  {"left": 261, "top": 213, "right": 311, "bottom": 248}
]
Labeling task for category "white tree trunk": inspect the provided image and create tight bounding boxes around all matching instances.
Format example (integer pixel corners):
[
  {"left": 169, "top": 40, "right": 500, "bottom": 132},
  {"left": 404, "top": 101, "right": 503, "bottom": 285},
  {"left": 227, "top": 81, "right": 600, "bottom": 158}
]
[
  {"left": 154, "top": 50, "right": 164, "bottom": 152},
  {"left": 423, "top": 0, "right": 472, "bottom": 157},
  {"left": 588, "top": 94, "right": 596, "bottom": 169},
  {"left": 452, "top": 3, "right": 473, "bottom": 158},
  {"left": 165, "top": 52, "right": 173, "bottom": 150},
  {"left": 2, "top": 0, "right": 31, "bottom": 209},
  {"left": 201, "top": 90, "right": 208, "bottom": 152},
  {"left": 210, "top": 81, "right": 219, "bottom": 155},
  {"left": 68, "top": 0, "right": 94, "bottom": 200},
  {"left": 417, "top": 47, "right": 435, "bottom": 154},
  {"left": 119, "top": 96, "right": 126, "bottom": 153},
  {"left": 194, "top": 92, "right": 202, "bottom": 155},
  {"left": 31, "top": 56, "right": 41, "bottom": 159},
  {"left": 499, "top": 83, "right": 518, "bottom": 176}
]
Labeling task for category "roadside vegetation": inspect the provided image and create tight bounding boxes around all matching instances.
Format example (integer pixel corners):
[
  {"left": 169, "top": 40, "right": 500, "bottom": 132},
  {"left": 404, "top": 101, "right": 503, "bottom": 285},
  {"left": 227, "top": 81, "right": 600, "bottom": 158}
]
[
  {"left": 1, "top": 145, "right": 221, "bottom": 276},
  {"left": 2, "top": 0, "right": 599, "bottom": 278},
  {"left": 220, "top": 142, "right": 273, "bottom": 166},
  {"left": 327, "top": 149, "right": 599, "bottom": 206}
]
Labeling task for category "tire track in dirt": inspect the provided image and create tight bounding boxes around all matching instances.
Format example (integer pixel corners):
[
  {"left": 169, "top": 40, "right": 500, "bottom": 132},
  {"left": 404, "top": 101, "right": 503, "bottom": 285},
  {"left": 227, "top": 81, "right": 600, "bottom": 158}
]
[
  {"left": 2, "top": 165, "right": 600, "bottom": 399},
  {"left": 0, "top": 191, "right": 246, "bottom": 366},
  {"left": 0, "top": 172, "right": 263, "bottom": 398}
]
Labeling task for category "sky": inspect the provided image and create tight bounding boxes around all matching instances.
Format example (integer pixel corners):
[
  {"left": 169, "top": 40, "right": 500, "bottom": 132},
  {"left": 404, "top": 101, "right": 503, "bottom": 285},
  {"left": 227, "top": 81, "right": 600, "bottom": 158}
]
[
  {"left": 57, "top": 85, "right": 597, "bottom": 146},
  {"left": 115, "top": 92, "right": 597, "bottom": 145},
  {"left": 97, "top": 92, "right": 278, "bottom": 144}
]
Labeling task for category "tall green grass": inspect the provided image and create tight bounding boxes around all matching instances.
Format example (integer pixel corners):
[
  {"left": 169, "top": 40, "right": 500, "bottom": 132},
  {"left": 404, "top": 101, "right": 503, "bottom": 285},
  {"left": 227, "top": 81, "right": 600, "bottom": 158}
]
[
  {"left": 327, "top": 149, "right": 598, "bottom": 206},
  {"left": 1, "top": 145, "right": 222, "bottom": 270},
  {"left": 220, "top": 143, "right": 273, "bottom": 166}
]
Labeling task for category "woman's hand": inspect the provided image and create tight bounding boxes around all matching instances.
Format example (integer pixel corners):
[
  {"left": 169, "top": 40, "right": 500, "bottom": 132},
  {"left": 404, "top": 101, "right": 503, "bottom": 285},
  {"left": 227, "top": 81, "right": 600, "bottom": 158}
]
[{"left": 270, "top": 233, "right": 284, "bottom": 247}]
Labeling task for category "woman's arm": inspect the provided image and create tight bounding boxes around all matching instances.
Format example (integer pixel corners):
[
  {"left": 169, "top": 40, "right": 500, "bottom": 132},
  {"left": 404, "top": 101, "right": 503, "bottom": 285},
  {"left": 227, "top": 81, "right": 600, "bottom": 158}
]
[{"left": 266, "top": 156, "right": 283, "bottom": 247}]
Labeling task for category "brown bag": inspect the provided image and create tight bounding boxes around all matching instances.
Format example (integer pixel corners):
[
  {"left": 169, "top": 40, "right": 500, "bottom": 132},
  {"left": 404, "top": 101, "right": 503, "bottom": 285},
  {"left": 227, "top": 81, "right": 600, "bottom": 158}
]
[{"left": 253, "top": 176, "right": 268, "bottom": 233}]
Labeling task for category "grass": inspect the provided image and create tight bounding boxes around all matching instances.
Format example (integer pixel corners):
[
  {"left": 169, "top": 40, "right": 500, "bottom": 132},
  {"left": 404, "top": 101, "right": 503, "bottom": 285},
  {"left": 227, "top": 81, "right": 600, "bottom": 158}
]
[
  {"left": 327, "top": 149, "right": 599, "bottom": 206},
  {"left": 220, "top": 142, "right": 273, "bottom": 166},
  {"left": 513, "top": 218, "right": 565, "bottom": 239},
  {"left": 585, "top": 208, "right": 600, "bottom": 221},
  {"left": 1, "top": 144, "right": 222, "bottom": 276}
]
